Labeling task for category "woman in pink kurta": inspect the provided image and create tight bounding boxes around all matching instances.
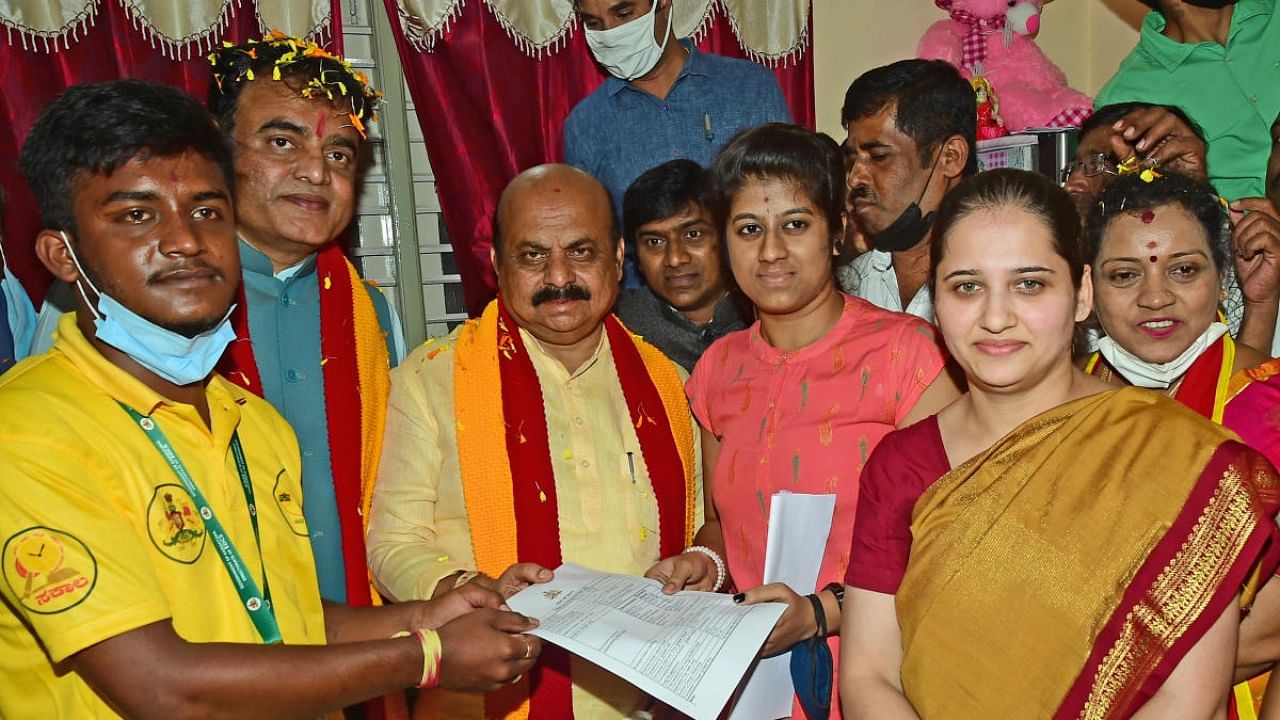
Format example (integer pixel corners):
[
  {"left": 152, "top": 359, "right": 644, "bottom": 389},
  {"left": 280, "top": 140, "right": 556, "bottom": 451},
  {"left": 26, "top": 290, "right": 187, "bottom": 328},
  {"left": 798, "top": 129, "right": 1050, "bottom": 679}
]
[
  {"left": 644, "top": 124, "right": 956, "bottom": 718},
  {"left": 686, "top": 299, "right": 945, "bottom": 596}
]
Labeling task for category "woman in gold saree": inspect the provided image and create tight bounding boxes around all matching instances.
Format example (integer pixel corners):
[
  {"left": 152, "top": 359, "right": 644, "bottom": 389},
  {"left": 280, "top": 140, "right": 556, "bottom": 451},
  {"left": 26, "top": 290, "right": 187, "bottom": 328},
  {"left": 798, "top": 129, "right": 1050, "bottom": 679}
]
[{"left": 839, "top": 169, "right": 1280, "bottom": 719}]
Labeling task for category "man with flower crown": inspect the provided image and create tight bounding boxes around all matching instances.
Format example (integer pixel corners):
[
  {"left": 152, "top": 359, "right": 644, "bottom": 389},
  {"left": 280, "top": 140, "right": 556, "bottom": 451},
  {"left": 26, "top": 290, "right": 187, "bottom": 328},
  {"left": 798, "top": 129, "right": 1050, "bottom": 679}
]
[
  {"left": 367, "top": 163, "right": 703, "bottom": 719},
  {"left": 206, "top": 34, "right": 403, "bottom": 617}
]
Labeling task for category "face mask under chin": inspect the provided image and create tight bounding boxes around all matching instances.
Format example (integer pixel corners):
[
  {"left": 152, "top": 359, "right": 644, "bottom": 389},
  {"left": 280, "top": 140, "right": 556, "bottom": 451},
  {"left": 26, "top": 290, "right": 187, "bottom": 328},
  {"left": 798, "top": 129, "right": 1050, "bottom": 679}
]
[
  {"left": 868, "top": 204, "right": 935, "bottom": 253},
  {"left": 59, "top": 231, "right": 237, "bottom": 386}
]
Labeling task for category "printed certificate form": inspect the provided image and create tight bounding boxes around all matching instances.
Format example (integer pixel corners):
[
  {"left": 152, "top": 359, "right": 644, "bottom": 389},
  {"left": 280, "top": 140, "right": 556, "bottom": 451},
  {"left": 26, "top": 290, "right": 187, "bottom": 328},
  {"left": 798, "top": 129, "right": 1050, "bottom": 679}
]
[{"left": 506, "top": 563, "right": 786, "bottom": 720}]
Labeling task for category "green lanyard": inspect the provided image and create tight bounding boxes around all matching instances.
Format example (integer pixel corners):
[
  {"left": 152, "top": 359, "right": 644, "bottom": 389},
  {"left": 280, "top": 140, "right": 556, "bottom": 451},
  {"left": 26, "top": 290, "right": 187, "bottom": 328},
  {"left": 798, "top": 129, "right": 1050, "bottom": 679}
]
[{"left": 119, "top": 403, "right": 281, "bottom": 644}]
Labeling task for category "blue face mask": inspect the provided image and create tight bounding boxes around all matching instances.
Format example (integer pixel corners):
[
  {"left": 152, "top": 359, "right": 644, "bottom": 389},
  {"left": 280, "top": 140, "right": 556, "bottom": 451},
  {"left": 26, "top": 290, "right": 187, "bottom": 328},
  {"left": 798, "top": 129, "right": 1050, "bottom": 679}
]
[
  {"left": 0, "top": 240, "right": 37, "bottom": 361},
  {"left": 61, "top": 232, "right": 236, "bottom": 386}
]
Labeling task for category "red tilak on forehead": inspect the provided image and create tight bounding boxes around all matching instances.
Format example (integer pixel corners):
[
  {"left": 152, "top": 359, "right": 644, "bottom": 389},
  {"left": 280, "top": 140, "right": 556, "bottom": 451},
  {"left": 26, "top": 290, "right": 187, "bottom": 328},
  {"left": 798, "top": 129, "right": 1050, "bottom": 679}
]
[
  {"left": 552, "top": 187, "right": 561, "bottom": 193},
  {"left": 315, "top": 111, "right": 327, "bottom": 138},
  {"left": 1149, "top": 256, "right": 1159, "bottom": 263},
  {"left": 1146, "top": 241, "right": 1158, "bottom": 249},
  {"left": 1141, "top": 209, "right": 1155, "bottom": 224}
]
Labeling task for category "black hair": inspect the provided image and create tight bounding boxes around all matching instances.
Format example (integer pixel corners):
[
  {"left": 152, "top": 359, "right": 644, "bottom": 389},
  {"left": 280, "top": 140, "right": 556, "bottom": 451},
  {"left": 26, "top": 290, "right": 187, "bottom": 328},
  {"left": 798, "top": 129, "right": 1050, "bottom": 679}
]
[
  {"left": 841, "top": 59, "right": 978, "bottom": 177},
  {"left": 930, "top": 168, "right": 1085, "bottom": 293},
  {"left": 709, "top": 123, "right": 845, "bottom": 242},
  {"left": 622, "top": 160, "right": 714, "bottom": 243},
  {"left": 19, "top": 79, "right": 232, "bottom": 233},
  {"left": 1079, "top": 102, "right": 1206, "bottom": 146},
  {"left": 1086, "top": 173, "right": 1228, "bottom": 272},
  {"left": 207, "top": 34, "right": 380, "bottom": 140}
]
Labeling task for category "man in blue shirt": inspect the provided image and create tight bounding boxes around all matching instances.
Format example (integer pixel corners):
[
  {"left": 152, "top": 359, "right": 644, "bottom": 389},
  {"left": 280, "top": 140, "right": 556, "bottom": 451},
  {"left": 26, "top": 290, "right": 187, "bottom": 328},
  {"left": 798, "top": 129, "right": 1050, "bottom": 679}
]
[
  {"left": 0, "top": 188, "right": 37, "bottom": 374},
  {"left": 565, "top": 0, "right": 792, "bottom": 284}
]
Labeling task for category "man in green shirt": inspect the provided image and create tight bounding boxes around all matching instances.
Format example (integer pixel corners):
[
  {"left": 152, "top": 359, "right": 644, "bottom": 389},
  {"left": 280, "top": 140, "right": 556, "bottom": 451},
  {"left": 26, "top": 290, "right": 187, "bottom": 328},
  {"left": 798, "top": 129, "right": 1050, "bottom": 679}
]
[{"left": 1096, "top": 0, "right": 1280, "bottom": 201}]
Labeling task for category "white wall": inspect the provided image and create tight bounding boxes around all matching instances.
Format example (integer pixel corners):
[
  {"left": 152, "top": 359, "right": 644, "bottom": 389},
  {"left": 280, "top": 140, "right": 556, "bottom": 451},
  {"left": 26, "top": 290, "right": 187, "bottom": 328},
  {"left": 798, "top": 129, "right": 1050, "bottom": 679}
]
[{"left": 810, "top": 0, "right": 1149, "bottom": 138}]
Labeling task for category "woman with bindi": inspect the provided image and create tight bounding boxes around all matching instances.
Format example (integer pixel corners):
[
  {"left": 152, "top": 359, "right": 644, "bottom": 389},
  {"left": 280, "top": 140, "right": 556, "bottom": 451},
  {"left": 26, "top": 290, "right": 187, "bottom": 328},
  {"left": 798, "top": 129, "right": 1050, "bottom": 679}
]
[
  {"left": 1084, "top": 172, "right": 1280, "bottom": 715},
  {"left": 642, "top": 123, "right": 961, "bottom": 717},
  {"left": 840, "top": 168, "right": 1280, "bottom": 719}
]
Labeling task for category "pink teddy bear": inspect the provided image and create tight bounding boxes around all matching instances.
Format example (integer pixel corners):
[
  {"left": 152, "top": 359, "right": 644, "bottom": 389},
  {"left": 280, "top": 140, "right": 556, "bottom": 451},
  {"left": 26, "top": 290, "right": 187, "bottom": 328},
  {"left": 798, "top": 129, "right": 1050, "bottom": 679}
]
[{"left": 918, "top": 0, "right": 1093, "bottom": 131}]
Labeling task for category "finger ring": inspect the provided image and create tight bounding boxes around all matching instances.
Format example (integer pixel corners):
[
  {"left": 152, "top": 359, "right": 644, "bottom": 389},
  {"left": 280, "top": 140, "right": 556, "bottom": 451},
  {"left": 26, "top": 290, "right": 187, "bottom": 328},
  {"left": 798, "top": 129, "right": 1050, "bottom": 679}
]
[{"left": 521, "top": 635, "right": 533, "bottom": 660}]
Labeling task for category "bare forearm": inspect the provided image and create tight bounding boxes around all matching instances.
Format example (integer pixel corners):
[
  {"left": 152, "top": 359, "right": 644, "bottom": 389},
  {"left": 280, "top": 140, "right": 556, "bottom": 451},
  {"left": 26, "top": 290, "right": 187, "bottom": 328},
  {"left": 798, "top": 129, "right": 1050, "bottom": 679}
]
[
  {"left": 75, "top": 623, "right": 420, "bottom": 720},
  {"left": 840, "top": 679, "right": 921, "bottom": 720},
  {"left": 323, "top": 599, "right": 419, "bottom": 644},
  {"left": 1239, "top": 303, "right": 1278, "bottom": 355},
  {"left": 691, "top": 520, "right": 726, "bottom": 558}
]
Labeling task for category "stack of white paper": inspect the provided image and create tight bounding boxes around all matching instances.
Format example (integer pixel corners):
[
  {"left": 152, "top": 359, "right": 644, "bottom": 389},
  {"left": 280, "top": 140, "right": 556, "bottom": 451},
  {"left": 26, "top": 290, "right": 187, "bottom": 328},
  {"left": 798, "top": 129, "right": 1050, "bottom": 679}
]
[
  {"left": 507, "top": 563, "right": 786, "bottom": 720},
  {"left": 727, "top": 492, "right": 837, "bottom": 720}
]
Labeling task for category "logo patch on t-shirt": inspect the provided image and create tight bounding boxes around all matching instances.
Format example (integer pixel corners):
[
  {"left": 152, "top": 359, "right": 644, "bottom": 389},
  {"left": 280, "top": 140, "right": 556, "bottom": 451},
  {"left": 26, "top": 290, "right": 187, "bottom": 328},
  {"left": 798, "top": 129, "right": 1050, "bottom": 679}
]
[
  {"left": 147, "top": 484, "right": 207, "bottom": 563},
  {"left": 3, "top": 527, "right": 97, "bottom": 614},
  {"left": 273, "top": 470, "right": 308, "bottom": 537}
]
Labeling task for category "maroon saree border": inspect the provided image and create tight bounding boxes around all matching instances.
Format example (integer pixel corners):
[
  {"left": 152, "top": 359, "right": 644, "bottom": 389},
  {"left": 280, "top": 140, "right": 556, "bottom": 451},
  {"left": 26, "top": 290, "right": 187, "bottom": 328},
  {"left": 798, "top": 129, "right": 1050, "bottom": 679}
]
[{"left": 1054, "top": 441, "right": 1280, "bottom": 719}]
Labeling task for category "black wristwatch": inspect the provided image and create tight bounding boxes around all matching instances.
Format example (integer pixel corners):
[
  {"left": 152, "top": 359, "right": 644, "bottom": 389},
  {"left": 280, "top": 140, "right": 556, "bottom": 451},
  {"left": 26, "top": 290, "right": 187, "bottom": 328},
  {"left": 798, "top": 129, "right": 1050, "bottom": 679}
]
[{"left": 823, "top": 581, "right": 846, "bottom": 610}]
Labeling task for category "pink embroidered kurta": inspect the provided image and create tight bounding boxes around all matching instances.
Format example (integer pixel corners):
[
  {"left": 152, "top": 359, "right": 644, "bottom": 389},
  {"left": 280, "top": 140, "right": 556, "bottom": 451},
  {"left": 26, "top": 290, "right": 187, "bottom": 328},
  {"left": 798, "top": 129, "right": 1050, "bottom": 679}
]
[
  {"left": 687, "top": 295, "right": 947, "bottom": 593},
  {"left": 687, "top": 296, "right": 946, "bottom": 717}
]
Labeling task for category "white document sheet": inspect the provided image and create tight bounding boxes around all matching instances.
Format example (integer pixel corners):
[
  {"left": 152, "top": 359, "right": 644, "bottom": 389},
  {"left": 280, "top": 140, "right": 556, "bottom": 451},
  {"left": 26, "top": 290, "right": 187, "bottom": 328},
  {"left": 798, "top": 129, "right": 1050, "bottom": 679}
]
[
  {"left": 507, "top": 563, "right": 786, "bottom": 720},
  {"left": 727, "top": 492, "right": 838, "bottom": 720}
]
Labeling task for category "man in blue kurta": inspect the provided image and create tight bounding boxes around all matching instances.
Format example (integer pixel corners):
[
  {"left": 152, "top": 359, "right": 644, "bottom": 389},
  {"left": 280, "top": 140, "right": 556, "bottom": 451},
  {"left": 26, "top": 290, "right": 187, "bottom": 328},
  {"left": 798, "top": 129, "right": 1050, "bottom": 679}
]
[
  {"left": 564, "top": 0, "right": 791, "bottom": 285},
  {"left": 209, "top": 35, "right": 403, "bottom": 608}
]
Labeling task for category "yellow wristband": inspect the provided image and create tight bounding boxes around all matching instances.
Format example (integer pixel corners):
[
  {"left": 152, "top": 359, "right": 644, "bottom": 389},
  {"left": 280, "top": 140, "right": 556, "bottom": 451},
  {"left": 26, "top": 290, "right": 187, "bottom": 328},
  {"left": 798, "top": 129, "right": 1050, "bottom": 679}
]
[
  {"left": 412, "top": 628, "right": 444, "bottom": 689},
  {"left": 392, "top": 629, "right": 444, "bottom": 689}
]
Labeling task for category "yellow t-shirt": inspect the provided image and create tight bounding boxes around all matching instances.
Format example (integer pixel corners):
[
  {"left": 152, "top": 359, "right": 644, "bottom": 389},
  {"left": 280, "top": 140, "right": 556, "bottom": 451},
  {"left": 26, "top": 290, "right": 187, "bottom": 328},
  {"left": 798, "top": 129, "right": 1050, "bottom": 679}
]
[{"left": 0, "top": 314, "right": 326, "bottom": 718}]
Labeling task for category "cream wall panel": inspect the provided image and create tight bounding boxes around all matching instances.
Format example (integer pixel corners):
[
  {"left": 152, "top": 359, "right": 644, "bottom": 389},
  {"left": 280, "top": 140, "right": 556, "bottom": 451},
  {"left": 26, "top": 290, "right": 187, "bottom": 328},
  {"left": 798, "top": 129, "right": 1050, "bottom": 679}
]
[{"left": 811, "top": 0, "right": 1147, "bottom": 139}]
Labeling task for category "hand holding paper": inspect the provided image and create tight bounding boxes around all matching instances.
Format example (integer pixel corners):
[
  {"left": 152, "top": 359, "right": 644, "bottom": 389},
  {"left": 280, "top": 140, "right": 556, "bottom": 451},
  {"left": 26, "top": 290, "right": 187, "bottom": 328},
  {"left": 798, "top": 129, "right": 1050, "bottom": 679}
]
[{"left": 506, "top": 563, "right": 785, "bottom": 720}]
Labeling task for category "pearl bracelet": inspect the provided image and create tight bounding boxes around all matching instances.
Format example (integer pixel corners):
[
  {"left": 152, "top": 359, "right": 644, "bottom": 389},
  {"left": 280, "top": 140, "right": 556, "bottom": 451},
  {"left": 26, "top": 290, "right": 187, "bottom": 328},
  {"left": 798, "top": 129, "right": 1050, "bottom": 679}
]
[{"left": 684, "top": 545, "right": 726, "bottom": 593}]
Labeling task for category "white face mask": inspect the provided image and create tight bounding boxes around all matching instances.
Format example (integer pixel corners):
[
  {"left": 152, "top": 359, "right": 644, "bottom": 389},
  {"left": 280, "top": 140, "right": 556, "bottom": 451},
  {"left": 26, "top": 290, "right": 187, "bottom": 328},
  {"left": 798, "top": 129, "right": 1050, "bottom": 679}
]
[
  {"left": 61, "top": 232, "right": 236, "bottom": 386},
  {"left": 1096, "top": 321, "right": 1228, "bottom": 389},
  {"left": 584, "top": 1, "right": 674, "bottom": 81}
]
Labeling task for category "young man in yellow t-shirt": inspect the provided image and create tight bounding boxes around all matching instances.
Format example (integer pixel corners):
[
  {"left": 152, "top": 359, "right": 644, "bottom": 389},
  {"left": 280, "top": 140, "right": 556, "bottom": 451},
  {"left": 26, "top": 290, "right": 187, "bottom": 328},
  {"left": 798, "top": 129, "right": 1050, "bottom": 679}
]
[{"left": 0, "top": 79, "right": 544, "bottom": 719}]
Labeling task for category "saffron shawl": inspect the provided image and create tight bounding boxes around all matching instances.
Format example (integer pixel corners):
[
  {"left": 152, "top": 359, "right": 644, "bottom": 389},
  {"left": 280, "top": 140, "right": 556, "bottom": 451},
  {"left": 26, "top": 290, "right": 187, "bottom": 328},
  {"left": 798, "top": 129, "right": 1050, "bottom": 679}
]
[{"left": 451, "top": 299, "right": 696, "bottom": 720}]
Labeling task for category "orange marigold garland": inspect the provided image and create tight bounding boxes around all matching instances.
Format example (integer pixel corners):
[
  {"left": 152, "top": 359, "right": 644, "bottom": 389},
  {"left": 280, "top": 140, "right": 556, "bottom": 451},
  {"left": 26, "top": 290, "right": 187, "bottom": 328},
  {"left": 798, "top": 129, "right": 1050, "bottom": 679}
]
[{"left": 207, "top": 30, "right": 382, "bottom": 138}]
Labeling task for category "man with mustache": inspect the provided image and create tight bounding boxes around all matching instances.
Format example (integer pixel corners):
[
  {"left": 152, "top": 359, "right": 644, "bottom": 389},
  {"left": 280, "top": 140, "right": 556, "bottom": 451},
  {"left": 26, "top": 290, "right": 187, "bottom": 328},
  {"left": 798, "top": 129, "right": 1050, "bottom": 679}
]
[
  {"left": 1096, "top": 0, "right": 1279, "bottom": 203},
  {"left": 836, "top": 60, "right": 976, "bottom": 322},
  {"left": 205, "top": 35, "right": 403, "bottom": 621},
  {"left": 367, "top": 164, "right": 702, "bottom": 719},
  {"left": 614, "top": 159, "right": 749, "bottom": 372},
  {"left": 0, "top": 79, "right": 538, "bottom": 719}
]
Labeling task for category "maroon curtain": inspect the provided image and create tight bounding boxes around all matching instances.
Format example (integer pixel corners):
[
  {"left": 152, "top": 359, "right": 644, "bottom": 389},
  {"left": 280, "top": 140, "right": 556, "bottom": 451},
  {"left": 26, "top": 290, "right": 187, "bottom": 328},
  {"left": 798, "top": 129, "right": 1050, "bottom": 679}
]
[
  {"left": 0, "top": 0, "right": 343, "bottom": 303},
  {"left": 384, "top": 1, "right": 815, "bottom": 316}
]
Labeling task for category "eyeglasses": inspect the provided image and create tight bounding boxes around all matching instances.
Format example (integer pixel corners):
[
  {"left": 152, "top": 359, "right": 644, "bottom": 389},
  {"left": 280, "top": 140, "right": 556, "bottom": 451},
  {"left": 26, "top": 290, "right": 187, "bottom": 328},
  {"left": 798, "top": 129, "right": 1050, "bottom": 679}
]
[{"left": 1060, "top": 152, "right": 1118, "bottom": 185}]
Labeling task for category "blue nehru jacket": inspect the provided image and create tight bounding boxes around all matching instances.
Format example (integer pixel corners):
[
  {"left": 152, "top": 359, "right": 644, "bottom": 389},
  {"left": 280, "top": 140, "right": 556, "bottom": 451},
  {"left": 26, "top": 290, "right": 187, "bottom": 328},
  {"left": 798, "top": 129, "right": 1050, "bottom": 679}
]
[{"left": 238, "top": 239, "right": 396, "bottom": 602}]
